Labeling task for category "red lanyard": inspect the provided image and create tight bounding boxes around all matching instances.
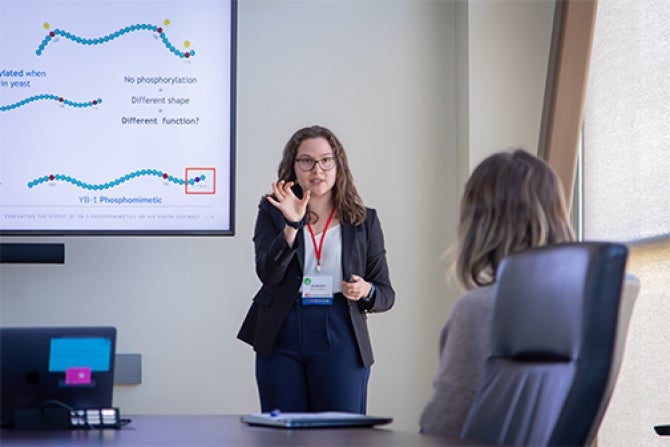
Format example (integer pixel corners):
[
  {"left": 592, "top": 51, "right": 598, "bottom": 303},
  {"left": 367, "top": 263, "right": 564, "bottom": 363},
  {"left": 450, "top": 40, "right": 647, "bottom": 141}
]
[{"left": 307, "top": 207, "right": 336, "bottom": 273}]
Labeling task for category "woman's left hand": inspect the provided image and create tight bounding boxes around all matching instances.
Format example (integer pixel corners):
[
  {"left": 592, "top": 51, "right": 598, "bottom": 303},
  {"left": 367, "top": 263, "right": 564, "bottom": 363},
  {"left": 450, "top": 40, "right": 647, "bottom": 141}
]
[{"left": 342, "top": 274, "right": 372, "bottom": 301}]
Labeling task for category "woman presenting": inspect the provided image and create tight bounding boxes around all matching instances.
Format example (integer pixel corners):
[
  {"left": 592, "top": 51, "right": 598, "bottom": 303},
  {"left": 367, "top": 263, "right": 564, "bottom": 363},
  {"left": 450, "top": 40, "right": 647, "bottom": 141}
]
[{"left": 237, "top": 125, "right": 395, "bottom": 414}]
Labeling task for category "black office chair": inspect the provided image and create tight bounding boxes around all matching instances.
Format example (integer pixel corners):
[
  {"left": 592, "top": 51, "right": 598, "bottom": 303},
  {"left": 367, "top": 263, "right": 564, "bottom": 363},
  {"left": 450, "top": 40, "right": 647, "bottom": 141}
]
[{"left": 460, "top": 241, "right": 629, "bottom": 447}]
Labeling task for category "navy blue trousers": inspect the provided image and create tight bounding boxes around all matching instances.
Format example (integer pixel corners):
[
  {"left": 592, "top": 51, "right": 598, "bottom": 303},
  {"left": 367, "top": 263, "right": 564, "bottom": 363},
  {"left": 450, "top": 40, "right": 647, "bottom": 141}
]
[{"left": 255, "top": 293, "right": 370, "bottom": 413}]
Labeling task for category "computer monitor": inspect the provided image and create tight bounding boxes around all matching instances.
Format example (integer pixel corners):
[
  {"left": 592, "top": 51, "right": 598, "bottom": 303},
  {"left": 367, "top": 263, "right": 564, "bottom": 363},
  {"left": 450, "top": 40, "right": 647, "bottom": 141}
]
[{"left": 0, "top": 326, "right": 117, "bottom": 428}]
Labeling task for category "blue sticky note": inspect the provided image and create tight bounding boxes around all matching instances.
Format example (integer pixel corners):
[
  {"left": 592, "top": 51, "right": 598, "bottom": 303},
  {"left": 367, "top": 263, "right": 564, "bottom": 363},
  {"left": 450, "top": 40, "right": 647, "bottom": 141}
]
[{"left": 49, "top": 337, "right": 111, "bottom": 372}]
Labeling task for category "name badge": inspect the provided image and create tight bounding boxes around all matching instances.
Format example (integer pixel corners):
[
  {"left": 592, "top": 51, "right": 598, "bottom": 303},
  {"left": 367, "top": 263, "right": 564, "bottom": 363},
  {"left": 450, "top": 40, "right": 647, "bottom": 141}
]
[{"left": 301, "top": 275, "right": 333, "bottom": 305}]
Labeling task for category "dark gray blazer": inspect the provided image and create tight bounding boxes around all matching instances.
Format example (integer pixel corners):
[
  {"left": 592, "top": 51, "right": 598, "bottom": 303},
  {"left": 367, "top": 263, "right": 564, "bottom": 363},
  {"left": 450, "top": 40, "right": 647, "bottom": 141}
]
[{"left": 237, "top": 198, "right": 395, "bottom": 368}]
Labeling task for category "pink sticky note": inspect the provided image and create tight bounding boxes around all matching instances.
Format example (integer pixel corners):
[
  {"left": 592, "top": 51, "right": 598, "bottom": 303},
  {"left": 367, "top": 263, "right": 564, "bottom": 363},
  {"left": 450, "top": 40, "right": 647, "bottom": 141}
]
[{"left": 65, "top": 366, "right": 92, "bottom": 385}]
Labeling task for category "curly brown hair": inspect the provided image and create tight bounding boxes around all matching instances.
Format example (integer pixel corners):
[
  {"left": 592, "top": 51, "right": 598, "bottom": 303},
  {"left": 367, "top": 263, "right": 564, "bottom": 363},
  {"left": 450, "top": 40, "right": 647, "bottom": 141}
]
[
  {"left": 276, "top": 125, "right": 367, "bottom": 225},
  {"left": 456, "top": 148, "right": 575, "bottom": 289}
]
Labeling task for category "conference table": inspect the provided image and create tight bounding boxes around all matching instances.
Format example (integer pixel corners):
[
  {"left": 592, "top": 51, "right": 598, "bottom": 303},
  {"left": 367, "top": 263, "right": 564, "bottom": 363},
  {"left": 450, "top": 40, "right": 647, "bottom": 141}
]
[{"left": 0, "top": 414, "right": 476, "bottom": 446}]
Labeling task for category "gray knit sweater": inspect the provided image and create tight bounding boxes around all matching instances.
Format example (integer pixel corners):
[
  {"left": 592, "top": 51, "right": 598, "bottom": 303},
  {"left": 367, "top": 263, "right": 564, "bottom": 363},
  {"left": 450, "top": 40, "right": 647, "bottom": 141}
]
[{"left": 419, "top": 285, "right": 495, "bottom": 438}]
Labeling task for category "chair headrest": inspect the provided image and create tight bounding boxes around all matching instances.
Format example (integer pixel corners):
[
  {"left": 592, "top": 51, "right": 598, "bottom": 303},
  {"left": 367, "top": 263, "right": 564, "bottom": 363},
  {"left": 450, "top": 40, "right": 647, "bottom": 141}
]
[{"left": 491, "top": 242, "right": 628, "bottom": 361}]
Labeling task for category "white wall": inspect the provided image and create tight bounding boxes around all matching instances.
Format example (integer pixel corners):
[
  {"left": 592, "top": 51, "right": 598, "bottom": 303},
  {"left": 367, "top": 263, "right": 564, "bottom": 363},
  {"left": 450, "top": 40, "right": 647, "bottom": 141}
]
[
  {"left": 467, "top": 0, "right": 555, "bottom": 169},
  {"left": 0, "top": 0, "right": 554, "bottom": 432}
]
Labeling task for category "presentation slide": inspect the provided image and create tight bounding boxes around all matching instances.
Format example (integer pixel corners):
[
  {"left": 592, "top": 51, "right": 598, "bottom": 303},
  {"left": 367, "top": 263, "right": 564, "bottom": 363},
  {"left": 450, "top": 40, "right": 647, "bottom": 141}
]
[{"left": 0, "top": 0, "right": 235, "bottom": 235}]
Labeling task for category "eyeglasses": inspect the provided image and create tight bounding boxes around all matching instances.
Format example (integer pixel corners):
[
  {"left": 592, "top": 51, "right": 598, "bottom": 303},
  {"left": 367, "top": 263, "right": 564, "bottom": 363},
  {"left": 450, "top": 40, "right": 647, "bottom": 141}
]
[{"left": 294, "top": 156, "right": 337, "bottom": 172}]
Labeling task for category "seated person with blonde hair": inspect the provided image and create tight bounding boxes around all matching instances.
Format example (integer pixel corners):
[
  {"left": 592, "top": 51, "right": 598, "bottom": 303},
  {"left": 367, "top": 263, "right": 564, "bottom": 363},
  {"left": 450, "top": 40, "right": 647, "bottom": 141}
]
[{"left": 419, "top": 148, "right": 575, "bottom": 437}]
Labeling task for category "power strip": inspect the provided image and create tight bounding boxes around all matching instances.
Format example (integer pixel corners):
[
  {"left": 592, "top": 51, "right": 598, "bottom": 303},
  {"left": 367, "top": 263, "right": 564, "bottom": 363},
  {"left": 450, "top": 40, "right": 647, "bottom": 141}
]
[{"left": 69, "top": 408, "right": 122, "bottom": 428}]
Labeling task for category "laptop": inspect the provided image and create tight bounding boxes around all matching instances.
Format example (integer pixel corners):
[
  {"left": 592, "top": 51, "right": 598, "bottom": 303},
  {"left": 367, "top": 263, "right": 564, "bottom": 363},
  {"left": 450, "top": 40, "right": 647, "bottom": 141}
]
[
  {"left": 0, "top": 326, "right": 117, "bottom": 428},
  {"left": 240, "top": 411, "right": 393, "bottom": 429}
]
